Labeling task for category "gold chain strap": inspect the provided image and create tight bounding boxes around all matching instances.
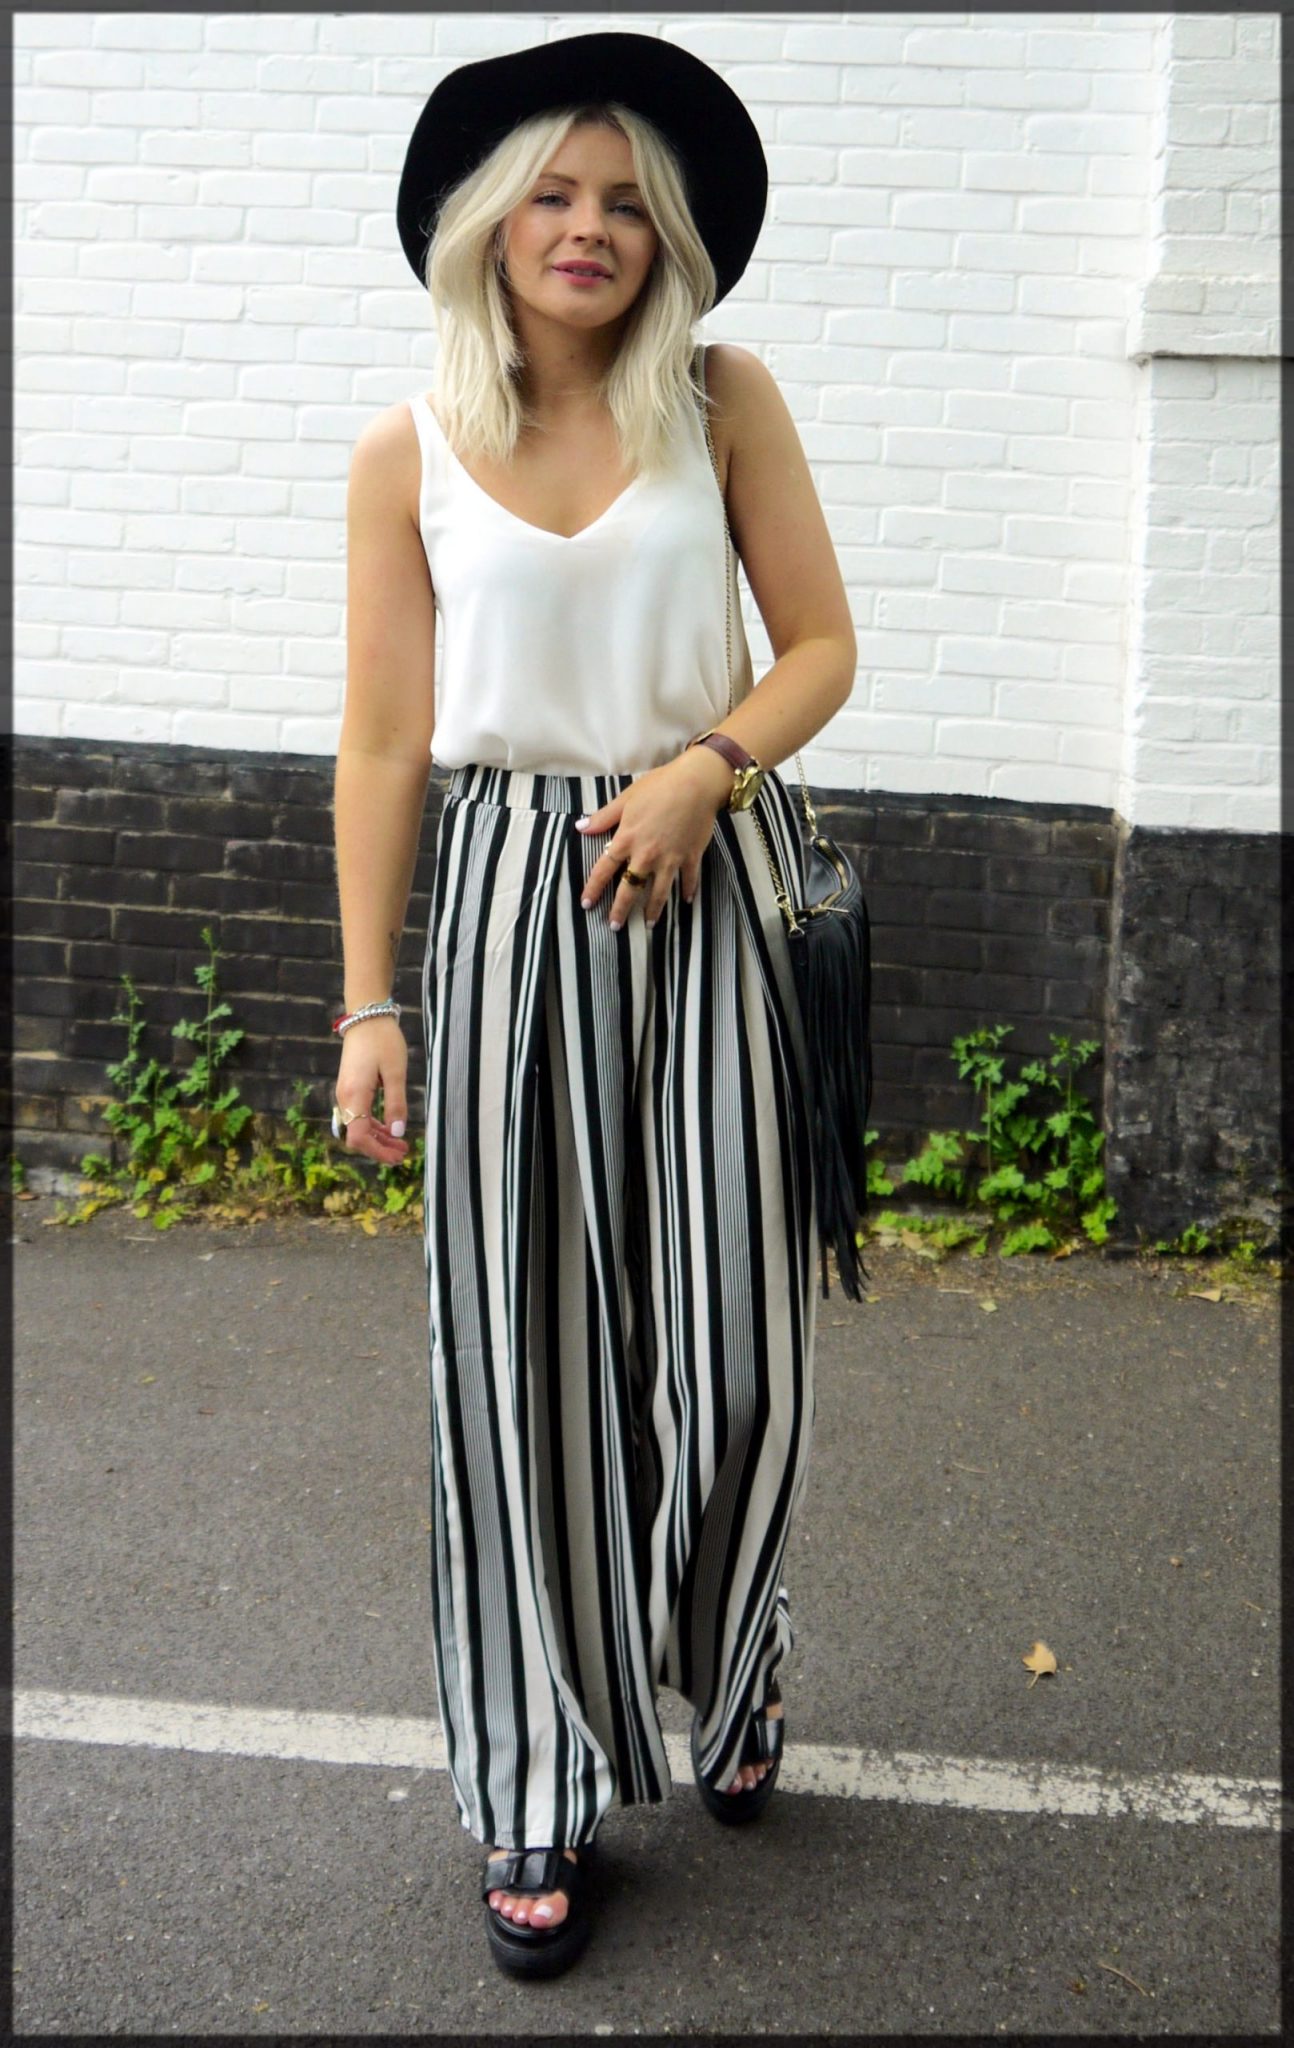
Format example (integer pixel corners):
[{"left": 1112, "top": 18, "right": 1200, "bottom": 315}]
[{"left": 693, "top": 344, "right": 817, "bottom": 934}]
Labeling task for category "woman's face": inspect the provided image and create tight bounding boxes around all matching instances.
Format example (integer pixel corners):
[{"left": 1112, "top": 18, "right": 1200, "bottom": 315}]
[{"left": 498, "top": 122, "right": 660, "bottom": 336}]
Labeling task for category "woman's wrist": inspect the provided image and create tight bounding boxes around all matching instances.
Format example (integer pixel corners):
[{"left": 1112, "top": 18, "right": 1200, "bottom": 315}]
[
  {"left": 333, "top": 996, "right": 402, "bottom": 1038},
  {"left": 675, "top": 740, "right": 737, "bottom": 811}
]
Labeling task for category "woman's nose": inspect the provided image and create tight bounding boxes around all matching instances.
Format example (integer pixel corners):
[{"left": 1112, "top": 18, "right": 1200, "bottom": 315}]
[{"left": 569, "top": 203, "right": 609, "bottom": 239}]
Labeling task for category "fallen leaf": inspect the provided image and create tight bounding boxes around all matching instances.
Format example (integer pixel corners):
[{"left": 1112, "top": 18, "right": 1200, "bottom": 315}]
[
  {"left": 1022, "top": 1640, "right": 1058, "bottom": 1687},
  {"left": 137, "top": 1374, "right": 157, "bottom": 1386},
  {"left": 1169, "top": 1555, "right": 1182, "bottom": 1567},
  {"left": 1096, "top": 1959, "right": 1152, "bottom": 1998},
  {"left": 1188, "top": 1287, "right": 1223, "bottom": 1303},
  {"left": 978, "top": 1299, "right": 998, "bottom": 1313}
]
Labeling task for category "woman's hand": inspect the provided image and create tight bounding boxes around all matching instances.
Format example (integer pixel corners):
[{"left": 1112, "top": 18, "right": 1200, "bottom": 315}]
[
  {"left": 334, "top": 1014, "right": 412, "bottom": 1165},
  {"left": 577, "top": 746, "right": 736, "bottom": 930}
]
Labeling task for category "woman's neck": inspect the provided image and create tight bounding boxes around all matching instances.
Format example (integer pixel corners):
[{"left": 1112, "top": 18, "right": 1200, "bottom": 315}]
[{"left": 509, "top": 315, "right": 623, "bottom": 418}]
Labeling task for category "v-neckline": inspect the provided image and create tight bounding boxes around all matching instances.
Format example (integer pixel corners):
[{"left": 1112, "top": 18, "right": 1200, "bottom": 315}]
[{"left": 417, "top": 392, "right": 646, "bottom": 545}]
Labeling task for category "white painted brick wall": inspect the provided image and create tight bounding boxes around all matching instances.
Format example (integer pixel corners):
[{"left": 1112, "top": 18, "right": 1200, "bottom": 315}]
[
  {"left": 1119, "top": 12, "right": 1280, "bottom": 830},
  {"left": 1132, "top": 11, "right": 1280, "bottom": 355},
  {"left": 14, "top": 12, "right": 1279, "bottom": 831}
]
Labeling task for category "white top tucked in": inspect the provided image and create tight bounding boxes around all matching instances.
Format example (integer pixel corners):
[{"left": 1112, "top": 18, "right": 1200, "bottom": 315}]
[{"left": 407, "top": 369, "right": 754, "bottom": 774}]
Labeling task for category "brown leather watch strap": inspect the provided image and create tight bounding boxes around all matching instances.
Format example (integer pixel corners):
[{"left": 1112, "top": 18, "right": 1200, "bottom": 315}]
[{"left": 690, "top": 730, "right": 758, "bottom": 776}]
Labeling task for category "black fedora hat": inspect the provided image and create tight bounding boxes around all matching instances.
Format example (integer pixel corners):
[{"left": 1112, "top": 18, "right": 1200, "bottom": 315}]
[{"left": 396, "top": 29, "right": 767, "bottom": 307}]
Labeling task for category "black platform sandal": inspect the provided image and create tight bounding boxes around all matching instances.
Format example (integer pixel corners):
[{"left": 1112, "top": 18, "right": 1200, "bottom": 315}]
[
  {"left": 690, "top": 1675, "right": 784, "bottom": 1826},
  {"left": 481, "top": 1847, "right": 592, "bottom": 1979}
]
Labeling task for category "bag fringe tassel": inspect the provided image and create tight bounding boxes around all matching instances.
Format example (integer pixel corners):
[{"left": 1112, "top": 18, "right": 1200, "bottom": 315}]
[{"left": 788, "top": 886, "right": 874, "bottom": 1303}]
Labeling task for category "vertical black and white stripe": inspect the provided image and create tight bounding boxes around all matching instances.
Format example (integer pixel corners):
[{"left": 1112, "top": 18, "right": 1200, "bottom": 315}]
[{"left": 421, "top": 762, "right": 818, "bottom": 1851}]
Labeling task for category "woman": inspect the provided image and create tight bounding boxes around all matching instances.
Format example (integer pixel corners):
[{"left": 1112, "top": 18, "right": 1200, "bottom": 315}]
[{"left": 331, "top": 30, "right": 856, "bottom": 1979}]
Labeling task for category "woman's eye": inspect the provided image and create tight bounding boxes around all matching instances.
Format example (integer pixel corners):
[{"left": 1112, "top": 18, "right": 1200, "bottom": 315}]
[{"left": 535, "top": 193, "right": 644, "bottom": 218}]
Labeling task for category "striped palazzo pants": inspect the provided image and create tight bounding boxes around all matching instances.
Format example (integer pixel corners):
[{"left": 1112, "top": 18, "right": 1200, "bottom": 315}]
[{"left": 421, "top": 761, "right": 819, "bottom": 1851}]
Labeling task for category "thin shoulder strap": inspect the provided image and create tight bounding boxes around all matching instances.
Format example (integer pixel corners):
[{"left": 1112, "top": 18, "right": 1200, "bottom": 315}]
[
  {"left": 407, "top": 389, "right": 446, "bottom": 496},
  {"left": 689, "top": 340, "right": 817, "bottom": 839},
  {"left": 691, "top": 342, "right": 725, "bottom": 509}
]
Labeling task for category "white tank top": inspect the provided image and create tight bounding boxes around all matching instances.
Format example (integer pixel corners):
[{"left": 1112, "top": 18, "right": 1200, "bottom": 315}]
[{"left": 407, "top": 361, "right": 754, "bottom": 774}]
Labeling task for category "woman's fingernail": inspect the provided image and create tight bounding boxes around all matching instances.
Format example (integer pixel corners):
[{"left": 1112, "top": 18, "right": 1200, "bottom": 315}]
[
  {"left": 390, "top": 1120, "right": 405, "bottom": 1137},
  {"left": 609, "top": 917, "right": 622, "bottom": 932},
  {"left": 580, "top": 895, "right": 592, "bottom": 910},
  {"left": 575, "top": 815, "right": 589, "bottom": 830}
]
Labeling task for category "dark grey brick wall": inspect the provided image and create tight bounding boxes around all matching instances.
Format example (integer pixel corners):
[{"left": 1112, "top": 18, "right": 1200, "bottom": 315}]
[
  {"left": 1103, "top": 820, "right": 1284, "bottom": 1244},
  {"left": 11, "top": 738, "right": 442, "bottom": 1180},
  {"left": 835, "top": 790, "right": 1113, "bottom": 1139},
  {"left": 8, "top": 736, "right": 1281, "bottom": 1248}
]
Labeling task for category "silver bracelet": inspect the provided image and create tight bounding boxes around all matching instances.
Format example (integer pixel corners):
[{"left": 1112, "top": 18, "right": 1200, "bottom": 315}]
[{"left": 335, "top": 997, "right": 402, "bottom": 1038}]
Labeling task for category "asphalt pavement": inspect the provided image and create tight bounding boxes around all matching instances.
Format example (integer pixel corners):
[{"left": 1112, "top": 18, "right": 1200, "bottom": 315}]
[{"left": 11, "top": 1196, "right": 1281, "bottom": 2036}]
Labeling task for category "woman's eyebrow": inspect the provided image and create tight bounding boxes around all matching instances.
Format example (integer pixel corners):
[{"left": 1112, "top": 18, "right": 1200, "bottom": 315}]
[{"left": 535, "top": 171, "right": 642, "bottom": 193}]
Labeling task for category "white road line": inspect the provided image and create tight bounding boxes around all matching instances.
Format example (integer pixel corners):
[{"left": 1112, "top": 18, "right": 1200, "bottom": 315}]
[{"left": 13, "top": 1688, "right": 1283, "bottom": 1833}]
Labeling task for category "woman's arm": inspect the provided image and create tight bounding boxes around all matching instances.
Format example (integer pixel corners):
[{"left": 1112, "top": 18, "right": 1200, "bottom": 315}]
[
  {"left": 577, "top": 352, "right": 859, "bottom": 929},
  {"left": 694, "top": 342, "right": 857, "bottom": 782},
  {"left": 576, "top": 349, "right": 860, "bottom": 932},
  {"left": 335, "top": 406, "right": 437, "bottom": 1014}
]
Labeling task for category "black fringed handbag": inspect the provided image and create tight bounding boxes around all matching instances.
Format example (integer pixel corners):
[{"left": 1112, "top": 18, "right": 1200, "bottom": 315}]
[{"left": 695, "top": 349, "right": 874, "bottom": 1301}]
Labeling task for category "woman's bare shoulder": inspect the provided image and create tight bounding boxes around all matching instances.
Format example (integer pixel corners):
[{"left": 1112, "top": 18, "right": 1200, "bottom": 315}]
[
  {"left": 349, "top": 397, "right": 424, "bottom": 528},
  {"left": 701, "top": 344, "right": 789, "bottom": 481}
]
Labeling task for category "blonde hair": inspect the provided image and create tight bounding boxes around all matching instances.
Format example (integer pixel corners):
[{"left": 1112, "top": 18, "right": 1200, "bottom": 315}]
[{"left": 422, "top": 102, "right": 720, "bottom": 477}]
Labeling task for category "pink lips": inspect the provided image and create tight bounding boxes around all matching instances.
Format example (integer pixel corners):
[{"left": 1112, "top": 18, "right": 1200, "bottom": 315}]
[{"left": 555, "top": 264, "right": 611, "bottom": 284}]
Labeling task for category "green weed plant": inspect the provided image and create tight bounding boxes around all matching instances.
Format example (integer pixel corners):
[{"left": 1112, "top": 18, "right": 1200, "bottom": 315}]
[
  {"left": 50, "top": 929, "right": 423, "bottom": 1232},
  {"left": 867, "top": 1025, "right": 1118, "bottom": 1258}
]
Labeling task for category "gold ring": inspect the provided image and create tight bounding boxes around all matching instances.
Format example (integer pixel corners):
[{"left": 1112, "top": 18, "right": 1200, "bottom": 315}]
[{"left": 622, "top": 865, "right": 650, "bottom": 887}]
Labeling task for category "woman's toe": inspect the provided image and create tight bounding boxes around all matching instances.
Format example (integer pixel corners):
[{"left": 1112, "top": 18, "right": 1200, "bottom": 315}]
[
  {"left": 486, "top": 1849, "right": 576, "bottom": 1926},
  {"left": 528, "top": 1891, "right": 568, "bottom": 1927},
  {"left": 722, "top": 1694, "right": 783, "bottom": 1791}
]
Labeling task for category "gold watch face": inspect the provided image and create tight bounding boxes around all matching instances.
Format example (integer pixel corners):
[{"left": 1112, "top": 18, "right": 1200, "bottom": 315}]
[{"left": 728, "top": 764, "right": 765, "bottom": 811}]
